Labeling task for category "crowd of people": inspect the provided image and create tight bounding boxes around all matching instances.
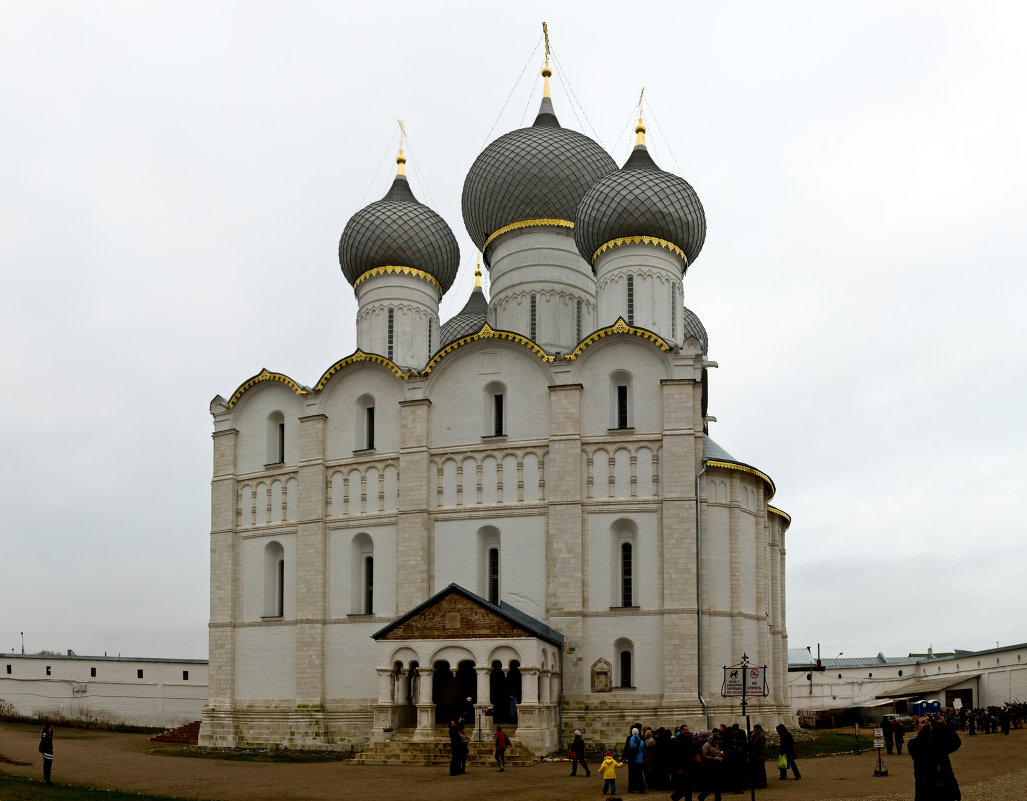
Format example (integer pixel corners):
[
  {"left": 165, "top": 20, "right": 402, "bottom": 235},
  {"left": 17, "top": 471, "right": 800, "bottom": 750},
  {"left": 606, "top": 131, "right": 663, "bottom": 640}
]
[{"left": 566, "top": 720, "right": 799, "bottom": 798}]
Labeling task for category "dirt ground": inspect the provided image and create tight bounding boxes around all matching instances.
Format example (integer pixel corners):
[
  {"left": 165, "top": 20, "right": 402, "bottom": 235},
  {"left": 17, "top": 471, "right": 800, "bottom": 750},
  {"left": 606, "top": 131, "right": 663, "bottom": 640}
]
[{"left": 1, "top": 723, "right": 1025, "bottom": 801}]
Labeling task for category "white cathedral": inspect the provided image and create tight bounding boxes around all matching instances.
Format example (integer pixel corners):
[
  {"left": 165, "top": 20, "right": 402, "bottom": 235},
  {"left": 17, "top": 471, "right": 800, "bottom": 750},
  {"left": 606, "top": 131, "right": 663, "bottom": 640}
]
[{"left": 199, "top": 56, "right": 791, "bottom": 755}]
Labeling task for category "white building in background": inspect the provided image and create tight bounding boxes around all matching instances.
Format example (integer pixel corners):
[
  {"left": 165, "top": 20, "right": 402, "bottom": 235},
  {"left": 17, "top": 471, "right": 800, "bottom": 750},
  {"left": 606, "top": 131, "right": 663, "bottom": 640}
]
[
  {"left": 0, "top": 652, "right": 207, "bottom": 727},
  {"left": 200, "top": 53, "right": 791, "bottom": 754},
  {"left": 788, "top": 643, "right": 1027, "bottom": 724}
]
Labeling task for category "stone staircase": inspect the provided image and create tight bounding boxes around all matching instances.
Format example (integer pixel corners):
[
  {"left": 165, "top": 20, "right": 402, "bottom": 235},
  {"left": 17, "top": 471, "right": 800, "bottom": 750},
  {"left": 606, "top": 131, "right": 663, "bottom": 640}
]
[
  {"left": 352, "top": 729, "right": 538, "bottom": 767},
  {"left": 151, "top": 720, "right": 201, "bottom": 744}
]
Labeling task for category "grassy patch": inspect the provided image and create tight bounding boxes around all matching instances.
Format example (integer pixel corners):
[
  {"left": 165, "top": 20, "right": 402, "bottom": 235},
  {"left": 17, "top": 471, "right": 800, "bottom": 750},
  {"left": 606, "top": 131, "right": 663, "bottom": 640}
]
[
  {"left": 0, "top": 710, "right": 162, "bottom": 735},
  {"left": 143, "top": 742, "right": 355, "bottom": 762},
  {"left": 0, "top": 773, "right": 204, "bottom": 801},
  {"left": 767, "top": 727, "right": 871, "bottom": 761}
]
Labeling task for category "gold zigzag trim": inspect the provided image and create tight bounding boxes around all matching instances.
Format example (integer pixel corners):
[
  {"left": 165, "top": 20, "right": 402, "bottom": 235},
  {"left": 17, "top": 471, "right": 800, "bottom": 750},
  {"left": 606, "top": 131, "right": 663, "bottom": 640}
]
[
  {"left": 565, "top": 317, "right": 671, "bottom": 361},
  {"left": 592, "top": 235, "right": 688, "bottom": 265},
  {"left": 352, "top": 265, "right": 443, "bottom": 294},
  {"left": 767, "top": 505, "right": 791, "bottom": 525},
  {"left": 228, "top": 369, "right": 307, "bottom": 408},
  {"left": 423, "top": 322, "right": 554, "bottom": 375},
  {"left": 705, "top": 459, "right": 776, "bottom": 494},
  {"left": 482, "top": 218, "right": 574, "bottom": 251},
  {"left": 315, "top": 350, "right": 409, "bottom": 390}
]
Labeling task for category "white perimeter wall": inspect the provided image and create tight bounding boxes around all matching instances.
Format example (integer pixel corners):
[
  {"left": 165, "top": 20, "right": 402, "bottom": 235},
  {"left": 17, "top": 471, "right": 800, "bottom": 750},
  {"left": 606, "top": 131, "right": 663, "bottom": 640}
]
[{"left": 0, "top": 655, "right": 207, "bottom": 727}]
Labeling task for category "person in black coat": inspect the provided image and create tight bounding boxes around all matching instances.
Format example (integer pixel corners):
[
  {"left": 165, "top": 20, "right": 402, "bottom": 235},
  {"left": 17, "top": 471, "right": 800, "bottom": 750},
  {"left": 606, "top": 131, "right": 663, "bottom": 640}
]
[
  {"left": 893, "top": 718, "right": 905, "bottom": 754},
  {"left": 908, "top": 716, "right": 961, "bottom": 801},
  {"left": 775, "top": 724, "right": 800, "bottom": 779},
  {"left": 569, "top": 730, "right": 591, "bottom": 776},
  {"left": 448, "top": 719, "right": 466, "bottom": 776},
  {"left": 670, "top": 727, "right": 697, "bottom": 801},
  {"left": 39, "top": 722, "right": 54, "bottom": 784}
]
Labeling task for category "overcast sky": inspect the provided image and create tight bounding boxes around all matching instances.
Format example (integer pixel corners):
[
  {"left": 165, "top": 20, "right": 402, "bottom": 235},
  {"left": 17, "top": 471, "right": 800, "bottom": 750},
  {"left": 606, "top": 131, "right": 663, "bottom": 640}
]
[{"left": 3, "top": 2, "right": 1025, "bottom": 665}]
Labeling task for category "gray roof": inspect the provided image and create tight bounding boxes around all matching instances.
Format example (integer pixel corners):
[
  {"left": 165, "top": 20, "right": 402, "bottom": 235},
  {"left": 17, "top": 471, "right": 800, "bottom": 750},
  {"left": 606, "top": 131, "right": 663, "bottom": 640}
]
[
  {"left": 703, "top": 436, "right": 737, "bottom": 462},
  {"left": 439, "top": 284, "right": 489, "bottom": 347},
  {"left": 574, "top": 144, "right": 706, "bottom": 272},
  {"left": 875, "top": 675, "right": 981, "bottom": 699},
  {"left": 461, "top": 98, "right": 616, "bottom": 259},
  {"left": 371, "top": 583, "right": 564, "bottom": 647},
  {"left": 339, "top": 174, "right": 460, "bottom": 293},
  {"left": 681, "top": 305, "right": 708, "bottom": 354}
]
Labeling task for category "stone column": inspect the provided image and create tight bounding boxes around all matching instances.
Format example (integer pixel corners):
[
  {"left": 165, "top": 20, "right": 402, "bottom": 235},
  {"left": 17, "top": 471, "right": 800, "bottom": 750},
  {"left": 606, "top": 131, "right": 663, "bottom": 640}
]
[
  {"left": 200, "top": 424, "right": 238, "bottom": 747},
  {"left": 376, "top": 668, "right": 395, "bottom": 703},
  {"left": 475, "top": 666, "right": 491, "bottom": 708},
  {"left": 521, "top": 667, "right": 540, "bottom": 704},
  {"left": 539, "top": 670, "right": 551, "bottom": 704},
  {"left": 413, "top": 666, "right": 436, "bottom": 739},
  {"left": 397, "top": 397, "right": 431, "bottom": 611}
]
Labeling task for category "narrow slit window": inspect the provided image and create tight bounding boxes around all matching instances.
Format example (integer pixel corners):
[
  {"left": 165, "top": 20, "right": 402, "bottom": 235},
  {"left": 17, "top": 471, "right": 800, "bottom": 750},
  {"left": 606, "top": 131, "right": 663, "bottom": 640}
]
[
  {"left": 277, "top": 422, "right": 285, "bottom": 464},
  {"left": 671, "top": 286, "right": 676, "bottom": 339},
  {"left": 183, "top": 670, "right": 189, "bottom": 681},
  {"left": 137, "top": 669, "right": 144, "bottom": 679},
  {"left": 617, "top": 385, "right": 629, "bottom": 429},
  {"left": 530, "top": 294, "right": 537, "bottom": 340},
  {"left": 621, "top": 542, "right": 633, "bottom": 607},
  {"left": 90, "top": 667, "right": 96, "bottom": 677},
  {"left": 428, "top": 319, "right": 433, "bottom": 354},
  {"left": 488, "top": 547, "right": 499, "bottom": 605},
  {"left": 277, "top": 558, "right": 285, "bottom": 617},
  {"left": 627, "top": 276, "right": 634, "bottom": 325},
  {"left": 620, "top": 650, "right": 632, "bottom": 687},
  {"left": 494, "top": 393, "right": 504, "bottom": 436},
  {"left": 364, "top": 555, "right": 374, "bottom": 615},
  {"left": 366, "top": 406, "right": 375, "bottom": 450},
  {"left": 576, "top": 299, "right": 582, "bottom": 342},
  {"left": 387, "top": 308, "right": 394, "bottom": 360}
]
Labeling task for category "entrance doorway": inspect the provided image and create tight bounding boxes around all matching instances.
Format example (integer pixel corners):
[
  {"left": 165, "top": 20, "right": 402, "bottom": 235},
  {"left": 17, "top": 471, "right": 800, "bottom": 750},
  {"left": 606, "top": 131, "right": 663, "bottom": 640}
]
[
  {"left": 490, "top": 659, "right": 522, "bottom": 723},
  {"left": 432, "top": 660, "right": 476, "bottom": 725}
]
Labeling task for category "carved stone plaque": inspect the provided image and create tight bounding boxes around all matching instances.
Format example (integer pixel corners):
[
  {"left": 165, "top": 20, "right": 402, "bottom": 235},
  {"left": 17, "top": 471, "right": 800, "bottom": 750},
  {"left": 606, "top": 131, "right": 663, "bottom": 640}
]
[{"left": 591, "top": 657, "right": 612, "bottom": 693}]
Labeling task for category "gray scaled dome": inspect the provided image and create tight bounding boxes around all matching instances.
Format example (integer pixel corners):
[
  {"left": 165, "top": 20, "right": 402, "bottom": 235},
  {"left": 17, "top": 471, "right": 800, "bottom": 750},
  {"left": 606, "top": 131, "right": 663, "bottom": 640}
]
[
  {"left": 339, "top": 160, "right": 460, "bottom": 293},
  {"left": 439, "top": 270, "right": 489, "bottom": 347},
  {"left": 681, "top": 305, "right": 708, "bottom": 355},
  {"left": 574, "top": 121, "right": 706, "bottom": 272},
  {"left": 462, "top": 91, "right": 617, "bottom": 260}
]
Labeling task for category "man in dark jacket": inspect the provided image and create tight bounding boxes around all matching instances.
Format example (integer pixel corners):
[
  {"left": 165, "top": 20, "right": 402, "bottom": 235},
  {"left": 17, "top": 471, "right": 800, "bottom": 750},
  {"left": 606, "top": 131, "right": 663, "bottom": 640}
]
[
  {"left": 749, "top": 724, "right": 767, "bottom": 788},
  {"left": 908, "top": 715, "right": 961, "bottom": 801}
]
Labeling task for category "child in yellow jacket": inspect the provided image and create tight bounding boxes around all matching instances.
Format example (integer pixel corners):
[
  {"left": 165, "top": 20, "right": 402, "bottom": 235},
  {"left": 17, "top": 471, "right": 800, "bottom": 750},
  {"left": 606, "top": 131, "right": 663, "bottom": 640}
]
[{"left": 599, "top": 750, "right": 623, "bottom": 795}]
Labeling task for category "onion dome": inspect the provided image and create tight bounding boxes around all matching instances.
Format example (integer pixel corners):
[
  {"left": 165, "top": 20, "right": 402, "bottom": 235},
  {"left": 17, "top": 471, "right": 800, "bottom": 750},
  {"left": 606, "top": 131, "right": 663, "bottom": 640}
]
[
  {"left": 439, "top": 263, "right": 489, "bottom": 346},
  {"left": 681, "top": 305, "right": 708, "bottom": 355},
  {"left": 339, "top": 147, "right": 460, "bottom": 293},
  {"left": 461, "top": 62, "right": 617, "bottom": 262},
  {"left": 574, "top": 117, "right": 706, "bottom": 272}
]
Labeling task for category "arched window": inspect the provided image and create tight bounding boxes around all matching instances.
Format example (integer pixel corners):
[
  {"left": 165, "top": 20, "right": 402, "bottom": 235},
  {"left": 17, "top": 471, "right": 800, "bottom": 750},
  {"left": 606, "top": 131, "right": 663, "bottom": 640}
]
[
  {"left": 488, "top": 548, "right": 500, "bottom": 605},
  {"left": 387, "top": 308, "right": 395, "bottom": 361},
  {"left": 621, "top": 543, "right": 633, "bottom": 607},
  {"left": 626, "top": 276, "right": 634, "bottom": 325},
  {"left": 263, "top": 541, "right": 285, "bottom": 618},
  {"left": 266, "top": 411, "right": 285, "bottom": 465},
  {"left": 477, "top": 526, "right": 501, "bottom": 604},
  {"left": 615, "top": 637, "right": 634, "bottom": 688},
  {"left": 610, "top": 519, "right": 639, "bottom": 608},
  {"left": 356, "top": 394, "right": 375, "bottom": 451},
  {"left": 484, "top": 381, "right": 507, "bottom": 437},
  {"left": 529, "top": 294, "right": 537, "bottom": 341},
  {"left": 350, "top": 533, "right": 374, "bottom": 615},
  {"left": 609, "top": 370, "right": 633, "bottom": 430}
]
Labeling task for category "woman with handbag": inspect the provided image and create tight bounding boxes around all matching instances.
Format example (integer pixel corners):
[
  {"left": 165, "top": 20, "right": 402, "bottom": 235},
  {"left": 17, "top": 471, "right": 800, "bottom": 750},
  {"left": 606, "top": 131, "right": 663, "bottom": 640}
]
[{"left": 569, "top": 729, "right": 591, "bottom": 776}]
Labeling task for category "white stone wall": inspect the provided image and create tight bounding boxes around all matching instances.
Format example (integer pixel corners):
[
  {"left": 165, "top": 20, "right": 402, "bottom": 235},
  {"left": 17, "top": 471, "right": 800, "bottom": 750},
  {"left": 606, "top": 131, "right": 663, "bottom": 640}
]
[
  {"left": 0, "top": 654, "right": 207, "bottom": 727},
  {"left": 355, "top": 272, "right": 441, "bottom": 369},
  {"left": 595, "top": 243, "right": 684, "bottom": 343},
  {"left": 207, "top": 328, "right": 790, "bottom": 751}
]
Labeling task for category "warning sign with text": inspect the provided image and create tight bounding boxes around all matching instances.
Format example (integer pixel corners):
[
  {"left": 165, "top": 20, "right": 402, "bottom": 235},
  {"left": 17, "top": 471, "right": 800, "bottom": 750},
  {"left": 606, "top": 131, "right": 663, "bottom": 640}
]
[{"left": 722, "top": 665, "right": 767, "bottom": 697}]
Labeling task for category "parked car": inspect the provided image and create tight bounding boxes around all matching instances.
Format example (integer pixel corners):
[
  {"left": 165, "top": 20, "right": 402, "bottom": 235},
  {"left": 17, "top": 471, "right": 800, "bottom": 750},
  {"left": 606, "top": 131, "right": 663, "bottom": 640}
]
[{"left": 881, "top": 713, "right": 915, "bottom": 731}]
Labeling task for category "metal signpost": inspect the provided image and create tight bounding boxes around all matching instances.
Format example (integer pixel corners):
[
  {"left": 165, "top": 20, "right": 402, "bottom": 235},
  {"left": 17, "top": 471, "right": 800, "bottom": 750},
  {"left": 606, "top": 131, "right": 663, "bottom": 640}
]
[
  {"left": 722, "top": 653, "right": 767, "bottom": 801},
  {"left": 873, "top": 727, "right": 888, "bottom": 776}
]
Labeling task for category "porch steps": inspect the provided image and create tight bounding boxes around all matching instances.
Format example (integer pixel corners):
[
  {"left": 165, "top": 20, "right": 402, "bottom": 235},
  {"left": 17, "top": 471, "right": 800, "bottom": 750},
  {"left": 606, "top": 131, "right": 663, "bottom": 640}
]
[{"left": 353, "top": 730, "right": 538, "bottom": 767}]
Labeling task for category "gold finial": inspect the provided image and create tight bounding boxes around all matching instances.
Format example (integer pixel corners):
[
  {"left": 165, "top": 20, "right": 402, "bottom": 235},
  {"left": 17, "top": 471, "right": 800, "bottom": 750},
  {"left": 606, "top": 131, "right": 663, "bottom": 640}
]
[
  {"left": 634, "top": 88, "right": 647, "bottom": 147},
  {"left": 541, "top": 21, "right": 552, "bottom": 98},
  {"left": 474, "top": 256, "right": 482, "bottom": 288},
  {"left": 396, "top": 119, "right": 407, "bottom": 176}
]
